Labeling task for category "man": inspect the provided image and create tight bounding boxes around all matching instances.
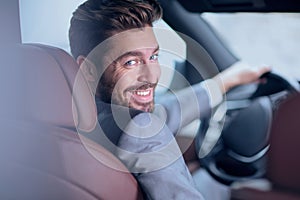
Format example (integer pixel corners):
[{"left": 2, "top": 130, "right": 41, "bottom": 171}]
[{"left": 69, "top": 0, "right": 270, "bottom": 199}]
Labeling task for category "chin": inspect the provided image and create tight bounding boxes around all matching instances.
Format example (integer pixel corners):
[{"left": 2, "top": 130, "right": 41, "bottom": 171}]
[{"left": 129, "top": 102, "right": 154, "bottom": 113}]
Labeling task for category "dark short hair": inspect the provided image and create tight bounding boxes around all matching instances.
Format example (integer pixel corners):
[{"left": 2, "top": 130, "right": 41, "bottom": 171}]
[{"left": 69, "top": 0, "right": 162, "bottom": 59}]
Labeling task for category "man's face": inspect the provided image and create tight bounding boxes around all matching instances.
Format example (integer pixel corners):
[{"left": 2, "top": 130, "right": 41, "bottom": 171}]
[{"left": 100, "top": 27, "right": 161, "bottom": 112}]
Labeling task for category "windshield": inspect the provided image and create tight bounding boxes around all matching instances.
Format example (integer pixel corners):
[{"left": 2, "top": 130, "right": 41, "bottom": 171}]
[{"left": 202, "top": 12, "right": 300, "bottom": 80}]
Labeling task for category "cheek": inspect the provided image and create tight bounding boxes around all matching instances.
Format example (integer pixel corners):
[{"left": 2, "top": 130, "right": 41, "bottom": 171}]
[
  {"left": 111, "top": 68, "right": 135, "bottom": 98},
  {"left": 115, "top": 75, "right": 136, "bottom": 95},
  {"left": 114, "top": 67, "right": 139, "bottom": 86},
  {"left": 156, "top": 64, "right": 162, "bottom": 78},
  {"left": 105, "top": 64, "right": 127, "bottom": 88},
  {"left": 150, "top": 64, "right": 161, "bottom": 82}
]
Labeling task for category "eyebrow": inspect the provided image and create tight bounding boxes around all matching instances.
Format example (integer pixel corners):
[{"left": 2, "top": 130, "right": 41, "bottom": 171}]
[{"left": 116, "top": 45, "right": 160, "bottom": 61}]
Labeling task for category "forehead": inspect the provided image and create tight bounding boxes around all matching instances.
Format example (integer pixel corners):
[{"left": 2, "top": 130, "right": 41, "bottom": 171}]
[
  {"left": 88, "top": 27, "right": 158, "bottom": 69},
  {"left": 111, "top": 27, "right": 158, "bottom": 53}
]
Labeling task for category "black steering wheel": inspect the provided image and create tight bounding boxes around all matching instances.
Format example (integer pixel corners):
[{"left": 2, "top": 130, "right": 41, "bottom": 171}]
[{"left": 196, "top": 71, "right": 299, "bottom": 185}]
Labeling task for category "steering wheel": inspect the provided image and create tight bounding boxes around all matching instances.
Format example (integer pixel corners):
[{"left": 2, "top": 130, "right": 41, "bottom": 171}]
[{"left": 195, "top": 71, "right": 299, "bottom": 185}]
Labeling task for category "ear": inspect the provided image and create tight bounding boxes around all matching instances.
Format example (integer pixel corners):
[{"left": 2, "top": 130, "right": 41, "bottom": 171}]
[{"left": 77, "top": 55, "right": 98, "bottom": 82}]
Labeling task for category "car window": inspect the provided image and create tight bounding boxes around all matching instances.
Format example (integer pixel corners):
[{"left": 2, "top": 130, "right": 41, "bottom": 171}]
[
  {"left": 19, "top": 0, "right": 85, "bottom": 51},
  {"left": 202, "top": 12, "right": 300, "bottom": 80}
]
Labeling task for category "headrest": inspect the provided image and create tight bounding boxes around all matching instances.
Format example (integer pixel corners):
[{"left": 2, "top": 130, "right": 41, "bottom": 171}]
[{"left": 0, "top": 44, "right": 97, "bottom": 132}]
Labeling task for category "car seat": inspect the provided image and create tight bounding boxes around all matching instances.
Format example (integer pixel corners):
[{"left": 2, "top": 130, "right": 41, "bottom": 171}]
[
  {"left": 0, "top": 43, "right": 144, "bottom": 199},
  {"left": 231, "top": 93, "right": 300, "bottom": 200}
]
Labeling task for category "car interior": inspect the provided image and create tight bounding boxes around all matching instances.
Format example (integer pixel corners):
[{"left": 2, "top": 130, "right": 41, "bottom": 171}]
[{"left": 1, "top": 0, "right": 300, "bottom": 199}]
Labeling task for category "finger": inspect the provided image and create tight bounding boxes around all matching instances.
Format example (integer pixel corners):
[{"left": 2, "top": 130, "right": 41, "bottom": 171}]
[{"left": 258, "top": 65, "right": 272, "bottom": 75}]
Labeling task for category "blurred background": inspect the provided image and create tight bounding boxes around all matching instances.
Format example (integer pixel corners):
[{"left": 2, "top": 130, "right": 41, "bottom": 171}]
[{"left": 20, "top": 1, "right": 300, "bottom": 80}]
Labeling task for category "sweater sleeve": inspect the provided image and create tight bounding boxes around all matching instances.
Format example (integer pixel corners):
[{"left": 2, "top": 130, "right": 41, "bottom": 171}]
[
  {"left": 156, "top": 78, "right": 223, "bottom": 134},
  {"left": 116, "top": 112, "right": 204, "bottom": 200}
]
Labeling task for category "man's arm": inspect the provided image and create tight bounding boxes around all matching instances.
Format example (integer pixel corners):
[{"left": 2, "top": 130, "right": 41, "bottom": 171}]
[
  {"left": 156, "top": 78, "right": 220, "bottom": 134},
  {"left": 116, "top": 112, "right": 204, "bottom": 200},
  {"left": 156, "top": 62, "right": 271, "bottom": 134}
]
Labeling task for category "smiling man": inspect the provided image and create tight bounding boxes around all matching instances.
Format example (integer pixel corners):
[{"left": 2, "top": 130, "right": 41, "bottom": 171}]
[
  {"left": 99, "top": 28, "right": 160, "bottom": 113},
  {"left": 69, "top": 0, "right": 270, "bottom": 199}
]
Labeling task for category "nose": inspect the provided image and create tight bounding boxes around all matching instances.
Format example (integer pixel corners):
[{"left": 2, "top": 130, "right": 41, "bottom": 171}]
[{"left": 137, "top": 62, "right": 161, "bottom": 84}]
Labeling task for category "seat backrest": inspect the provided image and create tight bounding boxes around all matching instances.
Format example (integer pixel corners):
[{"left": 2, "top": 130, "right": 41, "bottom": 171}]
[
  {"left": 267, "top": 93, "right": 300, "bottom": 192},
  {"left": 230, "top": 94, "right": 300, "bottom": 200},
  {"left": 0, "top": 43, "right": 143, "bottom": 199}
]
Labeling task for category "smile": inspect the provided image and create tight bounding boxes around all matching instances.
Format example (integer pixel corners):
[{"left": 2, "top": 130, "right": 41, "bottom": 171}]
[
  {"left": 129, "top": 87, "right": 154, "bottom": 104},
  {"left": 135, "top": 89, "right": 151, "bottom": 96}
]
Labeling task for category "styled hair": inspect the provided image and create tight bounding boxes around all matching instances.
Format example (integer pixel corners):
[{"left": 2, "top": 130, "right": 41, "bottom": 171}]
[{"left": 69, "top": 0, "right": 162, "bottom": 59}]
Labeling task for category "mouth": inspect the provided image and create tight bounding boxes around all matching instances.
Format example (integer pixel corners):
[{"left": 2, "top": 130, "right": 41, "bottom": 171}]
[
  {"left": 126, "top": 84, "right": 155, "bottom": 104},
  {"left": 130, "top": 87, "right": 153, "bottom": 103}
]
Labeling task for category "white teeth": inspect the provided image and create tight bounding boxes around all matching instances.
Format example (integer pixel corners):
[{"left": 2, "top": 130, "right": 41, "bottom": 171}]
[{"left": 136, "top": 90, "right": 150, "bottom": 96}]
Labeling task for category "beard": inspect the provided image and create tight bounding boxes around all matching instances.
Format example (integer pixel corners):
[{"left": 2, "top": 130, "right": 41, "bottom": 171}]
[
  {"left": 128, "top": 98, "right": 155, "bottom": 112},
  {"left": 97, "top": 79, "right": 156, "bottom": 113}
]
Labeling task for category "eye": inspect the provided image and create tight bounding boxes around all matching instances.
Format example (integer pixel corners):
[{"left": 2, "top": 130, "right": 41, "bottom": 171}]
[
  {"left": 124, "top": 59, "right": 138, "bottom": 66},
  {"left": 150, "top": 53, "right": 159, "bottom": 61}
]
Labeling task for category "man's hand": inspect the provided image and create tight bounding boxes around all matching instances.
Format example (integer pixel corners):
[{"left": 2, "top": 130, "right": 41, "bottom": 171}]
[{"left": 213, "top": 62, "right": 271, "bottom": 94}]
